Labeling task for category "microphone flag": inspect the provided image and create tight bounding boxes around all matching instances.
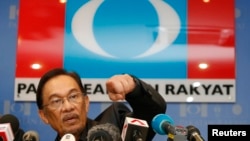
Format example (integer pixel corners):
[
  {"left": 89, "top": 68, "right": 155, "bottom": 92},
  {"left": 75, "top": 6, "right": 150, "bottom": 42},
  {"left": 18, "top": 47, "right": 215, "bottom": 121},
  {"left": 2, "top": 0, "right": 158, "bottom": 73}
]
[
  {"left": 0, "top": 123, "right": 14, "bottom": 141},
  {"left": 121, "top": 117, "right": 149, "bottom": 141}
]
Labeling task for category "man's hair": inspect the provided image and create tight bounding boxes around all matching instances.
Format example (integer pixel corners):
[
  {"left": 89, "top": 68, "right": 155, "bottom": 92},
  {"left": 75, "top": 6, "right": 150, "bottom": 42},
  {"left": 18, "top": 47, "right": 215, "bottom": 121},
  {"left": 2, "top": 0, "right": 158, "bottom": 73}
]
[{"left": 36, "top": 68, "right": 86, "bottom": 110}]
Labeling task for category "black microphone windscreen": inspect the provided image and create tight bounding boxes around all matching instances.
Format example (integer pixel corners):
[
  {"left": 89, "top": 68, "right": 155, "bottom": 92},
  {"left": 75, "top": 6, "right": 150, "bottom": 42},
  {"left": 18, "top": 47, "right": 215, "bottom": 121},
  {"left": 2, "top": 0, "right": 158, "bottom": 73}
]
[
  {"left": 87, "top": 123, "right": 121, "bottom": 141},
  {"left": 0, "top": 114, "right": 20, "bottom": 134}
]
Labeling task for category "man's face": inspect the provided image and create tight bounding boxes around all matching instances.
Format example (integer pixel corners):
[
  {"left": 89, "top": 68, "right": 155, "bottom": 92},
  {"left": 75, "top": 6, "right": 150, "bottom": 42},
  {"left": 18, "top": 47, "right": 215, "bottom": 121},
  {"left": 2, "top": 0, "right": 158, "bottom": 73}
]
[{"left": 38, "top": 75, "right": 89, "bottom": 137}]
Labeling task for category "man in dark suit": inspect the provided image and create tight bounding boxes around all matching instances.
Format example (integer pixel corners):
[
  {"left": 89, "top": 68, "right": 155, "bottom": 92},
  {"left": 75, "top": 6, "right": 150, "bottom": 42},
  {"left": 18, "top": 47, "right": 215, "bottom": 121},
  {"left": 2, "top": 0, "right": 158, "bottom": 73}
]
[{"left": 36, "top": 68, "right": 167, "bottom": 141}]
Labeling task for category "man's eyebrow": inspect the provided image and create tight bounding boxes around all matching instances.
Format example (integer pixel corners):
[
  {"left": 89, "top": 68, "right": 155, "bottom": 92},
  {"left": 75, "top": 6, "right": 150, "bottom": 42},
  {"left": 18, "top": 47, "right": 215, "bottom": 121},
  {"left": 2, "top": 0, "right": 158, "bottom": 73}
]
[
  {"left": 68, "top": 88, "right": 80, "bottom": 94},
  {"left": 47, "top": 93, "right": 61, "bottom": 100}
]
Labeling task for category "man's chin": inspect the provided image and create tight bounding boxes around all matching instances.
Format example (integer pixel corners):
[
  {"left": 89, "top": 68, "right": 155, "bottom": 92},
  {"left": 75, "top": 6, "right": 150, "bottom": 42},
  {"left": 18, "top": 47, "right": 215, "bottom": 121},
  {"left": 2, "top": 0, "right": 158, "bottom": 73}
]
[{"left": 63, "top": 125, "right": 82, "bottom": 135}]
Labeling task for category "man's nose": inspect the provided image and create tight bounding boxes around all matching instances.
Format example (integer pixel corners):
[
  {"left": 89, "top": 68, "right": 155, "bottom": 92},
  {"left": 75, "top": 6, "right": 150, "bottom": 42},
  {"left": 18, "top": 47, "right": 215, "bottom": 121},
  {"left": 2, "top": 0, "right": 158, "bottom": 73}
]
[{"left": 61, "top": 98, "right": 74, "bottom": 110}]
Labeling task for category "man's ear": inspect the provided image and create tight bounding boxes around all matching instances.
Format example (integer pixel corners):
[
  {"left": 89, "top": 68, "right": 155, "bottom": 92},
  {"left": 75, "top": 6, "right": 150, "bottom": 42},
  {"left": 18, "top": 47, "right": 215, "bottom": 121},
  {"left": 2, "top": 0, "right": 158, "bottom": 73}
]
[
  {"left": 84, "top": 95, "right": 90, "bottom": 113},
  {"left": 38, "top": 109, "right": 49, "bottom": 124}
]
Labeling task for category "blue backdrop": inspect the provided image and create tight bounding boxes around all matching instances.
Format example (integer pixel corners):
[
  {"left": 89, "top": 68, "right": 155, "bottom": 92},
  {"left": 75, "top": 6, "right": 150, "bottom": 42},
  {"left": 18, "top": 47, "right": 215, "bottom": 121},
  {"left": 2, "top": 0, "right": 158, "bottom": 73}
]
[{"left": 1, "top": 0, "right": 250, "bottom": 140}]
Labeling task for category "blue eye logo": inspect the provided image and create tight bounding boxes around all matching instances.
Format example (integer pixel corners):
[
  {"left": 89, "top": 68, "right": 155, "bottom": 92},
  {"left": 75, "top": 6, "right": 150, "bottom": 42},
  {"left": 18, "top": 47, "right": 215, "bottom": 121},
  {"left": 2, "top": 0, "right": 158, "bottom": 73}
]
[{"left": 71, "top": 0, "right": 181, "bottom": 59}]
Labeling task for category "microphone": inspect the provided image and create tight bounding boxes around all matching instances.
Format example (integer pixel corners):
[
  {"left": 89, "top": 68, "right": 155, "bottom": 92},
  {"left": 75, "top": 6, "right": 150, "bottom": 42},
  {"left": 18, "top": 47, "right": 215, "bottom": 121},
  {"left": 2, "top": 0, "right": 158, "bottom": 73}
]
[
  {"left": 0, "top": 114, "right": 20, "bottom": 141},
  {"left": 186, "top": 125, "right": 204, "bottom": 141},
  {"left": 87, "top": 123, "right": 121, "bottom": 141},
  {"left": 60, "top": 133, "right": 75, "bottom": 141},
  {"left": 171, "top": 125, "right": 188, "bottom": 141},
  {"left": 22, "top": 130, "right": 39, "bottom": 141},
  {"left": 151, "top": 114, "right": 175, "bottom": 135},
  {"left": 121, "top": 117, "right": 149, "bottom": 141},
  {"left": 152, "top": 114, "right": 188, "bottom": 141}
]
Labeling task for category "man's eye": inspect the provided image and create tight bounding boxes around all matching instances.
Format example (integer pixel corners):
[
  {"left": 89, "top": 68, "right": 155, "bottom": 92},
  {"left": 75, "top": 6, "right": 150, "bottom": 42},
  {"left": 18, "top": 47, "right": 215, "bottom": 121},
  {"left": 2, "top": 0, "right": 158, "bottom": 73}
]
[
  {"left": 69, "top": 94, "right": 78, "bottom": 100},
  {"left": 51, "top": 99, "right": 62, "bottom": 104}
]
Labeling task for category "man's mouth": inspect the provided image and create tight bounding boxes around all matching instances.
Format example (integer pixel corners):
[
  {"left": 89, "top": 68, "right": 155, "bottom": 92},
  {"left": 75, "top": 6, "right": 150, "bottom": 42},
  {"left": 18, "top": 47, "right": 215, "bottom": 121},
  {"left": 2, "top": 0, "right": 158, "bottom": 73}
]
[{"left": 63, "top": 114, "right": 78, "bottom": 124}]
